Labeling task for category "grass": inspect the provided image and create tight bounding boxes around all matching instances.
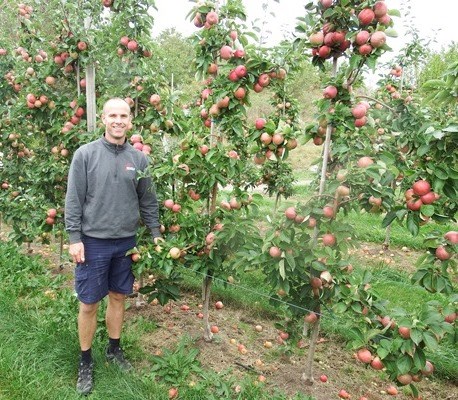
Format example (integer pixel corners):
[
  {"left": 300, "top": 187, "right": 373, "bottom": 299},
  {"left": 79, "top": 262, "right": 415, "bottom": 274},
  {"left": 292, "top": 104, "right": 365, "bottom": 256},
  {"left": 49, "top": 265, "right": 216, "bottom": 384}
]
[
  {"left": 0, "top": 241, "right": 316, "bottom": 400},
  {"left": 346, "top": 210, "right": 457, "bottom": 250},
  {"left": 1, "top": 187, "right": 457, "bottom": 398}
]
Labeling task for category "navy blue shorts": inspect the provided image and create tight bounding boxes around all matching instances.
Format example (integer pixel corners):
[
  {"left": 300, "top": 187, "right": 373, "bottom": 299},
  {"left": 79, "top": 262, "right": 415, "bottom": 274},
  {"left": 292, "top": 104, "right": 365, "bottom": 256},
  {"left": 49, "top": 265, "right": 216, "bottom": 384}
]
[{"left": 74, "top": 235, "right": 136, "bottom": 304}]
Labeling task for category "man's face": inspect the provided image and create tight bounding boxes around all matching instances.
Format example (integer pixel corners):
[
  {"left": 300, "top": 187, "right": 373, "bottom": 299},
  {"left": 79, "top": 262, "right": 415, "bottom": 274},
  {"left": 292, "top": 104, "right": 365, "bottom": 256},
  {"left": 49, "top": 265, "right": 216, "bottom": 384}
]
[{"left": 101, "top": 100, "right": 132, "bottom": 144}]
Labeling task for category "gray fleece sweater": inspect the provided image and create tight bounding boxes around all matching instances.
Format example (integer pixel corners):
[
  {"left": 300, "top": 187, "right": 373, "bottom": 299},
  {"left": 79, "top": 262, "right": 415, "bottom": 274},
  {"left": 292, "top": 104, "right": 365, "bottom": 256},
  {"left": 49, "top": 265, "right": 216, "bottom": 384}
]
[{"left": 65, "top": 136, "right": 161, "bottom": 244}]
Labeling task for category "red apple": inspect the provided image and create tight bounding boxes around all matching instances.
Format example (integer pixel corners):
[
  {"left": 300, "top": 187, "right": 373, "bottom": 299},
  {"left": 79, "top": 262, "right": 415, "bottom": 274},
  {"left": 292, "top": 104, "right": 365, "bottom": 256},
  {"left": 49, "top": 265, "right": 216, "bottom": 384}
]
[
  {"left": 357, "top": 156, "right": 373, "bottom": 168},
  {"left": 398, "top": 326, "right": 411, "bottom": 339},
  {"left": 168, "top": 387, "right": 178, "bottom": 399},
  {"left": 444, "top": 231, "right": 458, "bottom": 244},
  {"left": 220, "top": 45, "right": 233, "bottom": 60},
  {"left": 269, "top": 246, "right": 281, "bottom": 258},
  {"left": 322, "top": 233, "right": 336, "bottom": 247},
  {"left": 355, "top": 30, "right": 370, "bottom": 46},
  {"left": 412, "top": 180, "right": 431, "bottom": 196},
  {"left": 323, "top": 85, "right": 337, "bottom": 99},
  {"left": 370, "top": 31, "right": 387, "bottom": 48},
  {"left": 420, "top": 191, "right": 436, "bottom": 204},
  {"left": 356, "top": 348, "right": 372, "bottom": 363},
  {"left": 373, "top": 1, "right": 388, "bottom": 18},
  {"left": 386, "top": 385, "right": 398, "bottom": 395},
  {"left": 285, "top": 207, "right": 297, "bottom": 220},
  {"left": 435, "top": 246, "right": 451, "bottom": 261},
  {"left": 304, "top": 312, "right": 318, "bottom": 324},
  {"left": 397, "top": 374, "right": 413, "bottom": 386},
  {"left": 338, "top": 389, "right": 350, "bottom": 399},
  {"left": 358, "top": 8, "right": 375, "bottom": 25},
  {"left": 370, "top": 356, "right": 384, "bottom": 370},
  {"left": 255, "top": 118, "right": 266, "bottom": 130}
]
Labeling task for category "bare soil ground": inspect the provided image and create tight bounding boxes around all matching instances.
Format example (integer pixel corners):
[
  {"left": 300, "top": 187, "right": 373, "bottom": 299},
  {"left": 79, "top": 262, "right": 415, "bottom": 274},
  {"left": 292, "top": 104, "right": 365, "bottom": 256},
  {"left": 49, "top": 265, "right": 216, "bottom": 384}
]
[{"left": 125, "top": 284, "right": 457, "bottom": 400}]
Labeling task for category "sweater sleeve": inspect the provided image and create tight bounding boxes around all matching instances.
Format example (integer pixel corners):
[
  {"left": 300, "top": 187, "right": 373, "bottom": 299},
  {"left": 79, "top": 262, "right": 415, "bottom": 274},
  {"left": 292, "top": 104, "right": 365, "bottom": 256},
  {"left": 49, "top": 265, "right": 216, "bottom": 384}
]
[
  {"left": 137, "top": 158, "right": 162, "bottom": 238},
  {"left": 65, "top": 149, "right": 87, "bottom": 244}
]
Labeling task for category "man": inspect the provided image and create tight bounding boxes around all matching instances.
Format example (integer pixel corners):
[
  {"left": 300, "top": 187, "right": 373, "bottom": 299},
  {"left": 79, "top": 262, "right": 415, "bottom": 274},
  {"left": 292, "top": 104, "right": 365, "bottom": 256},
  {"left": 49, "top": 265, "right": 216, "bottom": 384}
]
[{"left": 65, "top": 98, "right": 162, "bottom": 395}]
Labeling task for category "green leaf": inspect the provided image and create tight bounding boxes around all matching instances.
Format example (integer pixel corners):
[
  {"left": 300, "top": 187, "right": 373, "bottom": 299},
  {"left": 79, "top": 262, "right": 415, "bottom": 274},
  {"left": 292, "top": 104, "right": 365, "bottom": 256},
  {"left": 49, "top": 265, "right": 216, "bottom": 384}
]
[
  {"left": 413, "top": 348, "right": 426, "bottom": 371},
  {"left": 382, "top": 211, "right": 397, "bottom": 228},
  {"left": 278, "top": 259, "right": 286, "bottom": 280},
  {"left": 433, "top": 167, "right": 448, "bottom": 180},
  {"left": 406, "top": 213, "right": 419, "bottom": 236},
  {"left": 422, "top": 331, "right": 439, "bottom": 350},
  {"left": 285, "top": 252, "right": 296, "bottom": 271},
  {"left": 333, "top": 302, "right": 348, "bottom": 314},
  {"left": 443, "top": 124, "right": 458, "bottom": 132},
  {"left": 420, "top": 204, "right": 435, "bottom": 217},
  {"left": 388, "top": 9, "right": 401, "bottom": 17},
  {"left": 410, "top": 329, "right": 422, "bottom": 346},
  {"left": 384, "top": 28, "right": 398, "bottom": 38},
  {"left": 396, "top": 354, "right": 413, "bottom": 374},
  {"left": 417, "top": 144, "right": 430, "bottom": 156}
]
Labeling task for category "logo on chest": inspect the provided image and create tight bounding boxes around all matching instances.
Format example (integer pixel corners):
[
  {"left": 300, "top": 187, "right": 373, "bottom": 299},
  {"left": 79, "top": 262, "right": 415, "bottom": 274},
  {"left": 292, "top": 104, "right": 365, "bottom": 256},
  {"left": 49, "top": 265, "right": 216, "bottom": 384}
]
[{"left": 125, "top": 162, "right": 136, "bottom": 172}]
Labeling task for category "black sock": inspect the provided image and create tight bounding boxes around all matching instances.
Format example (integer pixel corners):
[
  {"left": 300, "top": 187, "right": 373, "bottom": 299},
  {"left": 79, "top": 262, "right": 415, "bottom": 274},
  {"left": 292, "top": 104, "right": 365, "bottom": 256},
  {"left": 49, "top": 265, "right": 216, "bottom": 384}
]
[
  {"left": 108, "top": 337, "right": 120, "bottom": 352},
  {"left": 81, "top": 348, "right": 92, "bottom": 364}
]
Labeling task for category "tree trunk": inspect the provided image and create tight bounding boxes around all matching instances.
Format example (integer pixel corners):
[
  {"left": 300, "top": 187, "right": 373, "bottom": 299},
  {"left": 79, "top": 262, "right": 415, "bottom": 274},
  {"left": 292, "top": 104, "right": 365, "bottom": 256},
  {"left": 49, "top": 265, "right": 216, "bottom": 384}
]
[
  {"left": 59, "top": 232, "right": 64, "bottom": 269},
  {"left": 383, "top": 223, "right": 391, "bottom": 250},
  {"left": 302, "top": 314, "right": 321, "bottom": 384},
  {"left": 302, "top": 57, "right": 338, "bottom": 385},
  {"left": 136, "top": 275, "right": 145, "bottom": 308},
  {"left": 202, "top": 275, "right": 213, "bottom": 342}
]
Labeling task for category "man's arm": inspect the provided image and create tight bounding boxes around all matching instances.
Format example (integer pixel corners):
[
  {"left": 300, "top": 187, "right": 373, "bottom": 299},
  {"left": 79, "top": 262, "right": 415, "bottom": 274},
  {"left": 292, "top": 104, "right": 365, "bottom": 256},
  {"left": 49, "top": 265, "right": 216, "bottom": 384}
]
[
  {"left": 65, "top": 149, "right": 87, "bottom": 245},
  {"left": 137, "top": 160, "right": 162, "bottom": 239}
]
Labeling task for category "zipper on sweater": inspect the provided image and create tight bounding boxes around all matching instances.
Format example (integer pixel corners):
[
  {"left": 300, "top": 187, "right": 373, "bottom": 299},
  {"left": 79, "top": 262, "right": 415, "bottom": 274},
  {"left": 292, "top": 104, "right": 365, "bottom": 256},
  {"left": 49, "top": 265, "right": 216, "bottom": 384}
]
[{"left": 114, "top": 145, "right": 119, "bottom": 181}]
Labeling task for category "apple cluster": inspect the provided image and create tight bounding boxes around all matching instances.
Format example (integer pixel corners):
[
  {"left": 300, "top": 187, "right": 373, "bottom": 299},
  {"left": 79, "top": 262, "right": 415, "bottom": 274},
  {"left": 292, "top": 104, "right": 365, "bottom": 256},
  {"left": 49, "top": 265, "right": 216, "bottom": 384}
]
[
  {"left": 45, "top": 208, "right": 58, "bottom": 226},
  {"left": 309, "top": 0, "right": 391, "bottom": 61},
  {"left": 51, "top": 143, "right": 69, "bottom": 158},
  {"left": 18, "top": 3, "right": 33, "bottom": 19},
  {"left": 129, "top": 133, "right": 152, "bottom": 155},
  {"left": 52, "top": 50, "right": 79, "bottom": 75},
  {"left": 253, "top": 118, "right": 298, "bottom": 164},
  {"left": 60, "top": 101, "right": 85, "bottom": 136},
  {"left": 117, "top": 36, "right": 151, "bottom": 58},
  {"left": 3, "top": 48, "right": 49, "bottom": 93},
  {"left": 6, "top": 132, "right": 32, "bottom": 159},
  {"left": 405, "top": 179, "right": 439, "bottom": 212},
  {"left": 390, "top": 64, "right": 402, "bottom": 78},
  {"left": 351, "top": 100, "right": 371, "bottom": 128},
  {"left": 435, "top": 231, "right": 458, "bottom": 261},
  {"left": 193, "top": 10, "right": 219, "bottom": 29},
  {"left": 192, "top": 7, "right": 287, "bottom": 129},
  {"left": 220, "top": 195, "right": 252, "bottom": 212}
]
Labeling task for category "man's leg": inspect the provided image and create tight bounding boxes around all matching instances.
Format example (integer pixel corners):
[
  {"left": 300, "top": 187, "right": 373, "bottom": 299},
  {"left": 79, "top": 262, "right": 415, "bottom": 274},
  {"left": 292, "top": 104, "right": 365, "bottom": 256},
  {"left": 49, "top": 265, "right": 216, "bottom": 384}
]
[
  {"left": 105, "top": 236, "right": 136, "bottom": 370},
  {"left": 106, "top": 290, "right": 126, "bottom": 340},
  {"left": 76, "top": 301, "right": 98, "bottom": 395},
  {"left": 105, "top": 291, "right": 132, "bottom": 370},
  {"left": 79, "top": 301, "right": 99, "bottom": 351}
]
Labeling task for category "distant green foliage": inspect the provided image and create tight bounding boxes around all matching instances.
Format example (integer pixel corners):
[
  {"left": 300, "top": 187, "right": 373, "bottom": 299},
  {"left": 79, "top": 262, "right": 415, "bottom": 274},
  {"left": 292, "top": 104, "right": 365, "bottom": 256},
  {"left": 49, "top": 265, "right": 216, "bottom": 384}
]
[{"left": 418, "top": 43, "right": 458, "bottom": 90}]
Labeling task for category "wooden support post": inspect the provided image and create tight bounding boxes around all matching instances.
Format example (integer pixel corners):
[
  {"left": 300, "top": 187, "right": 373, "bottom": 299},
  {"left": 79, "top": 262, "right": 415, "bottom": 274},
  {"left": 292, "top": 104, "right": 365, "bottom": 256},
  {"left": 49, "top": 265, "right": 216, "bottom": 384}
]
[{"left": 84, "top": 17, "right": 96, "bottom": 133}]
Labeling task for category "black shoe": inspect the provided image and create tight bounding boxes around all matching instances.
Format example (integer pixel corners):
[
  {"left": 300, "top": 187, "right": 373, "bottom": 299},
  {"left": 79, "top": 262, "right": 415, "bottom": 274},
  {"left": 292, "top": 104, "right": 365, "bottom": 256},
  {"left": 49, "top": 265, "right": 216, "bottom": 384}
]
[
  {"left": 105, "top": 346, "right": 133, "bottom": 371},
  {"left": 76, "top": 361, "right": 93, "bottom": 395}
]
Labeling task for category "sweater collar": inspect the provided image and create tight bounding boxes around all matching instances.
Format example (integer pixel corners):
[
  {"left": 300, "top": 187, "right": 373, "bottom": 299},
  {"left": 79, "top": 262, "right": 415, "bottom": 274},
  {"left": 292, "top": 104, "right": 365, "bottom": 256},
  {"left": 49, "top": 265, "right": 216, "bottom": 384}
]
[{"left": 100, "top": 135, "right": 128, "bottom": 153}]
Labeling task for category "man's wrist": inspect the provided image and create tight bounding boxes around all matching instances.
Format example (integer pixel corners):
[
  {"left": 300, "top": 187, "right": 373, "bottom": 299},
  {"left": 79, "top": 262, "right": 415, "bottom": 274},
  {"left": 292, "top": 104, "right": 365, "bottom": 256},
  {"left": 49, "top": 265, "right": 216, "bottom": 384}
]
[{"left": 68, "top": 231, "right": 82, "bottom": 244}]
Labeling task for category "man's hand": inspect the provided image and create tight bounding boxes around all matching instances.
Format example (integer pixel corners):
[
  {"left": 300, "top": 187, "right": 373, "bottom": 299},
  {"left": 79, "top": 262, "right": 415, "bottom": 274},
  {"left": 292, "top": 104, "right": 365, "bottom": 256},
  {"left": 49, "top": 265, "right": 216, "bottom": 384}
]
[
  {"left": 153, "top": 237, "right": 164, "bottom": 245},
  {"left": 69, "top": 242, "right": 85, "bottom": 264}
]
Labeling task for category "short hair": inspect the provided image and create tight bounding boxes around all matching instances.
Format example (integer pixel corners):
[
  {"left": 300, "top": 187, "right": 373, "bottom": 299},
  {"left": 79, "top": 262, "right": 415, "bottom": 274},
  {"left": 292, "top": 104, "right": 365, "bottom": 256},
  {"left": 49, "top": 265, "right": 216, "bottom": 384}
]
[{"left": 102, "top": 98, "right": 131, "bottom": 115}]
